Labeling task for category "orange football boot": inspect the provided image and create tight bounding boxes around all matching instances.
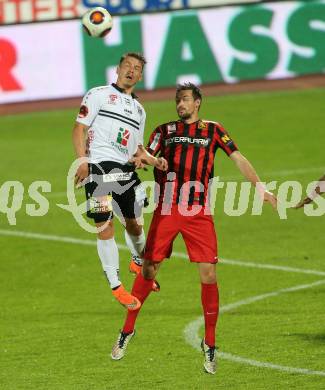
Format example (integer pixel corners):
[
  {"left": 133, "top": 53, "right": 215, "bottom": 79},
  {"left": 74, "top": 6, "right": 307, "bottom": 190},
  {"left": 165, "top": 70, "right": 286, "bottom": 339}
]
[
  {"left": 129, "top": 257, "right": 142, "bottom": 274},
  {"left": 112, "top": 285, "right": 141, "bottom": 311}
]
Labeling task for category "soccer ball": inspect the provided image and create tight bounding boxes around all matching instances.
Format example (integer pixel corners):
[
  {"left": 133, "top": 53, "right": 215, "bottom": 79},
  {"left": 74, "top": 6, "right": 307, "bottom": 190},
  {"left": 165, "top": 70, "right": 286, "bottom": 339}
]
[{"left": 82, "top": 7, "right": 113, "bottom": 38}]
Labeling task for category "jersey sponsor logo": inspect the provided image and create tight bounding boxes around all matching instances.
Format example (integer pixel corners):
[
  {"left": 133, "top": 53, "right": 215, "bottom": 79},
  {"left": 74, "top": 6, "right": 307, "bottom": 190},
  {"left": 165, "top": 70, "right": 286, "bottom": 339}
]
[
  {"left": 165, "top": 136, "right": 210, "bottom": 147},
  {"left": 109, "top": 128, "right": 131, "bottom": 155},
  {"left": 198, "top": 120, "right": 207, "bottom": 129},
  {"left": 221, "top": 134, "right": 232, "bottom": 144},
  {"left": 88, "top": 195, "right": 113, "bottom": 214},
  {"left": 110, "top": 141, "right": 129, "bottom": 155},
  {"left": 108, "top": 94, "right": 118, "bottom": 105},
  {"left": 124, "top": 108, "right": 133, "bottom": 115},
  {"left": 124, "top": 98, "right": 131, "bottom": 106},
  {"left": 117, "top": 128, "right": 130, "bottom": 146},
  {"left": 102, "top": 172, "right": 133, "bottom": 183},
  {"left": 167, "top": 123, "right": 176, "bottom": 134},
  {"left": 78, "top": 105, "right": 88, "bottom": 118}
]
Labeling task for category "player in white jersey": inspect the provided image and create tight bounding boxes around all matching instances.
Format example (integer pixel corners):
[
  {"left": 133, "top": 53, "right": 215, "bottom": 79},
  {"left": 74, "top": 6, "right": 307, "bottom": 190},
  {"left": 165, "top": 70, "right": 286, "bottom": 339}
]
[{"left": 72, "top": 52, "right": 167, "bottom": 310}]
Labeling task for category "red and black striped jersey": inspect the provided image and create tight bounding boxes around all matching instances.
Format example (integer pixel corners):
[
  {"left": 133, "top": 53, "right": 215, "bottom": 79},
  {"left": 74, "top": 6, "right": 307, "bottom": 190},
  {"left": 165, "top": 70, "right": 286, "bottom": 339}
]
[{"left": 146, "top": 119, "right": 238, "bottom": 205}]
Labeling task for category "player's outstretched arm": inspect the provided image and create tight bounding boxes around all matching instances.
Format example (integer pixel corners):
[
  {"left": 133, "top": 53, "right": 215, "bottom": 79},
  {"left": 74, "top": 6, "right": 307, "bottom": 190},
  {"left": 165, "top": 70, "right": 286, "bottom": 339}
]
[
  {"left": 294, "top": 173, "right": 325, "bottom": 209},
  {"left": 72, "top": 121, "right": 89, "bottom": 187},
  {"left": 230, "top": 151, "right": 277, "bottom": 209},
  {"left": 130, "top": 145, "right": 168, "bottom": 171}
]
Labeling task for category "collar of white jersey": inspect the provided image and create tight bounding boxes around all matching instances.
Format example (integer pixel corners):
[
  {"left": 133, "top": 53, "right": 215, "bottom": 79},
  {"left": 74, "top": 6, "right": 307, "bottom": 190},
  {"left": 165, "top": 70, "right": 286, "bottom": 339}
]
[{"left": 111, "top": 83, "right": 138, "bottom": 99}]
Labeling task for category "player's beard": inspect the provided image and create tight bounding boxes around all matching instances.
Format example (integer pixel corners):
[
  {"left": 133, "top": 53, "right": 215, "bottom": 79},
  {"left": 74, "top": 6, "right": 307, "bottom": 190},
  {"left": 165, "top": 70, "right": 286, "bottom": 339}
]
[{"left": 178, "top": 111, "right": 192, "bottom": 120}]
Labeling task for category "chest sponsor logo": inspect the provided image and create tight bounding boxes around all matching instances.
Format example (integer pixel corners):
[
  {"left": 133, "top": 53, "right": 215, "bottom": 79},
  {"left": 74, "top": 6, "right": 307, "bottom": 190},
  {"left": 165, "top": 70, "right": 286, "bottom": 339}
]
[
  {"left": 124, "top": 98, "right": 131, "bottom": 106},
  {"left": 124, "top": 108, "right": 133, "bottom": 115},
  {"left": 117, "top": 128, "right": 130, "bottom": 146},
  {"left": 110, "top": 127, "right": 130, "bottom": 155},
  {"left": 108, "top": 94, "right": 118, "bottom": 105},
  {"left": 165, "top": 136, "right": 210, "bottom": 147},
  {"left": 167, "top": 123, "right": 176, "bottom": 134},
  {"left": 78, "top": 105, "right": 88, "bottom": 118}
]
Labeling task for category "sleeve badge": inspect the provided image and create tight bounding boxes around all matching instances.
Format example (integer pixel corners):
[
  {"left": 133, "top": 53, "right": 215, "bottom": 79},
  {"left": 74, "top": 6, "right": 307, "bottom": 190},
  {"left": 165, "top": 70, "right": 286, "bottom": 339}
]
[{"left": 78, "top": 105, "right": 89, "bottom": 118}]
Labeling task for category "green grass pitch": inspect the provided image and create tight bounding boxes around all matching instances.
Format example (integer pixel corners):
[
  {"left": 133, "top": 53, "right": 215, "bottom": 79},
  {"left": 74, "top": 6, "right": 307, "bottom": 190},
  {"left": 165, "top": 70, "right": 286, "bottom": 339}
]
[{"left": 1, "top": 88, "right": 325, "bottom": 389}]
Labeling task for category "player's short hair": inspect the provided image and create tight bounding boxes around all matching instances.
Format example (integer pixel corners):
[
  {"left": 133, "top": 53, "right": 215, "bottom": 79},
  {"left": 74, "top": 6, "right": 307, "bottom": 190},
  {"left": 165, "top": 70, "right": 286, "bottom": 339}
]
[
  {"left": 176, "top": 82, "right": 202, "bottom": 109},
  {"left": 119, "top": 52, "right": 147, "bottom": 70}
]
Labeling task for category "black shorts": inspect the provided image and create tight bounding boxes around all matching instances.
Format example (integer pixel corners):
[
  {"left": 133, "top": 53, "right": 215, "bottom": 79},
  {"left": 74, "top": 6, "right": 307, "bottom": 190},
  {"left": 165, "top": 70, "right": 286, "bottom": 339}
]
[{"left": 85, "top": 161, "right": 147, "bottom": 223}]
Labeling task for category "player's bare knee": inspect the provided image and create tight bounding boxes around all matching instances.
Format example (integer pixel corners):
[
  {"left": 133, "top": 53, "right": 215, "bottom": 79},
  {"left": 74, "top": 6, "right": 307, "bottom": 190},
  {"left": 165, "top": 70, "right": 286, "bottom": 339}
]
[
  {"left": 96, "top": 221, "right": 114, "bottom": 240},
  {"left": 198, "top": 263, "right": 216, "bottom": 284},
  {"left": 199, "top": 269, "right": 216, "bottom": 284},
  {"left": 203, "top": 274, "right": 217, "bottom": 284},
  {"left": 125, "top": 218, "right": 142, "bottom": 236},
  {"left": 97, "top": 230, "right": 114, "bottom": 240}
]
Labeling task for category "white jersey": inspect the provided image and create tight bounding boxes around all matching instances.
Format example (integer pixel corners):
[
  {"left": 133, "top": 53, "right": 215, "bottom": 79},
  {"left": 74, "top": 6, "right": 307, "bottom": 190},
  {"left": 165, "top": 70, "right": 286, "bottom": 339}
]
[{"left": 76, "top": 84, "right": 146, "bottom": 164}]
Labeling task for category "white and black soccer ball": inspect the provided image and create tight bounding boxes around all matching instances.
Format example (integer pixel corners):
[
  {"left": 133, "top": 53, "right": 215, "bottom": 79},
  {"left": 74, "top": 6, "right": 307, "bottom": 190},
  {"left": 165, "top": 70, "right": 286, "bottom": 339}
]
[{"left": 82, "top": 7, "right": 113, "bottom": 38}]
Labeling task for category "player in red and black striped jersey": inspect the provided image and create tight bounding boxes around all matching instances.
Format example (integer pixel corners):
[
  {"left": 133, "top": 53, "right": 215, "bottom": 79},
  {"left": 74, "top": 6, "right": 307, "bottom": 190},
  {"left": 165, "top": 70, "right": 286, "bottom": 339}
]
[
  {"left": 112, "top": 83, "right": 277, "bottom": 374},
  {"left": 147, "top": 118, "right": 238, "bottom": 206}
]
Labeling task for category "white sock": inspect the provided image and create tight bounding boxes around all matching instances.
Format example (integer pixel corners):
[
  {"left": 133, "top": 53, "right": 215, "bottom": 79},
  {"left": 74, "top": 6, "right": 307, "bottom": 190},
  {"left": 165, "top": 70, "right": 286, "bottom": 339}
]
[
  {"left": 97, "top": 238, "right": 120, "bottom": 289},
  {"left": 124, "top": 229, "right": 145, "bottom": 259}
]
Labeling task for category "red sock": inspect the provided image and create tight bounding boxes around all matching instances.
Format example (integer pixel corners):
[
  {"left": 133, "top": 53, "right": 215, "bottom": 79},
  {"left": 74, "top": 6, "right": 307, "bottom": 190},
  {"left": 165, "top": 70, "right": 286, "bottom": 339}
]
[
  {"left": 122, "top": 273, "right": 153, "bottom": 334},
  {"left": 201, "top": 283, "right": 219, "bottom": 347}
]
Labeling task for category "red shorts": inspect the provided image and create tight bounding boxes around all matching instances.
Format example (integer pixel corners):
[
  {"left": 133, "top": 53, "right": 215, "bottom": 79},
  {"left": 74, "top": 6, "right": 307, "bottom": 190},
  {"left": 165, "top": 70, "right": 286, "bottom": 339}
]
[{"left": 143, "top": 204, "right": 218, "bottom": 263}]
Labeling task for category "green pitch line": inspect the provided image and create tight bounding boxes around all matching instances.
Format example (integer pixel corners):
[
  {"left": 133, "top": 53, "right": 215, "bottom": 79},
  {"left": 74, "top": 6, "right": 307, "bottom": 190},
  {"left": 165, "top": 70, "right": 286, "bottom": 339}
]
[
  {"left": 185, "top": 279, "right": 325, "bottom": 376},
  {"left": 1, "top": 228, "right": 325, "bottom": 277}
]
